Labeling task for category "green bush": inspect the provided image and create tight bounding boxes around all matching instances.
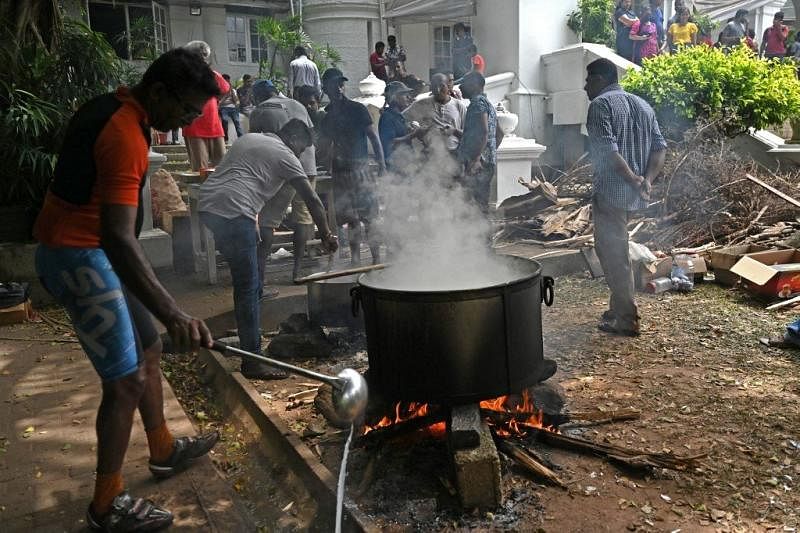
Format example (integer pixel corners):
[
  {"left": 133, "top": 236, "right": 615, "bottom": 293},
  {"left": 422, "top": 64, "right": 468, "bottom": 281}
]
[
  {"left": 567, "top": 0, "right": 615, "bottom": 47},
  {"left": 621, "top": 45, "right": 800, "bottom": 137}
]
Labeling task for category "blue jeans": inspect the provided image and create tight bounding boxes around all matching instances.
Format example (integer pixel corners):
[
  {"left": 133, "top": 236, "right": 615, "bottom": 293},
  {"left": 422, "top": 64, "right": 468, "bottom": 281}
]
[
  {"left": 219, "top": 107, "right": 243, "bottom": 140},
  {"left": 200, "top": 213, "right": 262, "bottom": 355}
]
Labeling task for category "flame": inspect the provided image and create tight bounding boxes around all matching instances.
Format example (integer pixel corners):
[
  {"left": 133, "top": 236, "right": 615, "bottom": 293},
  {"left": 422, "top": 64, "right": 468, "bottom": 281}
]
[{"left": 364, "top": 390, "right": 547, "bottom": 438}]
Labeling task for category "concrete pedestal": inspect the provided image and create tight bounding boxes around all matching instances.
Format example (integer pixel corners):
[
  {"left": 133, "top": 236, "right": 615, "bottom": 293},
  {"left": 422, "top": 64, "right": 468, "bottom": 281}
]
[
  {"left": 140, "top": 151, "right": 173, "bottom": 269},
  {"left": 493, "top": 135, "right": 547, "bottom": 208}
]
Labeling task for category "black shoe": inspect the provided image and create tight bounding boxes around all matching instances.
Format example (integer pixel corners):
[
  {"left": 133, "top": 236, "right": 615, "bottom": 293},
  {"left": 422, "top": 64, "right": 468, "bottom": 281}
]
[
  {"left": 86, "top": 491, "right": 173, "bottom": 532},
  {"left": 598, "top": 319, "right": 640, "bottom": 337},
  {"left": 148, "top": 431, "right": 220, "bottom": 479},
  {"left": 241, "top": 360, "right": 289, "bottom": 380}
]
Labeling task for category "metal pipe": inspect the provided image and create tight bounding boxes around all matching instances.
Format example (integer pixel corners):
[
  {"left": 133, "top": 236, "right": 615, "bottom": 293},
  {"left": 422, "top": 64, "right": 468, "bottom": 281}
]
[{"left": 213, "top": 341, "right": 344, "bottom": 389}]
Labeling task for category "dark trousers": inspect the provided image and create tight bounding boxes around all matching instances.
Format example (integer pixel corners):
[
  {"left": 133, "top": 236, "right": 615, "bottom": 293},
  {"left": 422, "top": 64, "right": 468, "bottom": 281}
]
[
  {"left": 592, "top": 195, "right": 638, "bottom": 326},
  {"left": 462, "top": 163, "right": 495, "bottom": 214},
  {"left": 219, "top": 107, "right": 243, "bottom": 140},
  {"left": 200, "top": 213, "right": 261, "bottom": 355}
]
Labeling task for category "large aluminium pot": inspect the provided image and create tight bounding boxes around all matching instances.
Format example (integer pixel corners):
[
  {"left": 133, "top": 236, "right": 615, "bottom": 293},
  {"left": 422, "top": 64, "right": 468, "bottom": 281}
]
[{"left": 350, "top": 257, "right": 554, "bottom": 404}]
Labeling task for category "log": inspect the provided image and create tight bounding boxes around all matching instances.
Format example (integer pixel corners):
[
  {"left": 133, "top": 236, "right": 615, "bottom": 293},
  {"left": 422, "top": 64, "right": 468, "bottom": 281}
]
[
  {"left": 766, "top": 294, "right": 800, "bottom": 311},
  {"left": 294, "top": 263, "right": 388, "bottom": 284},
  {"left": 529, "top": 427, "right": 706, "bottom": 471},
  {"left": 355, "top": 411, "right": 447, "bottom": 448},
  {"left": 495, "top": 438, "right": 567, "bottom": 489},
  {"left": 745, "top": 173, "right": 800, "bottom": 209}
]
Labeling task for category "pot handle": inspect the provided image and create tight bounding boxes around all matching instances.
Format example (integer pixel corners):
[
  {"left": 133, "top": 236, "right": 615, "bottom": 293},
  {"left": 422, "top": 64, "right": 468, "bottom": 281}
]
[
  {"left": 541, "top": 276, "right": 555, "bottom": 307},
  {"left": 350, "top": 286, "right": 361, "bottom": 317}
]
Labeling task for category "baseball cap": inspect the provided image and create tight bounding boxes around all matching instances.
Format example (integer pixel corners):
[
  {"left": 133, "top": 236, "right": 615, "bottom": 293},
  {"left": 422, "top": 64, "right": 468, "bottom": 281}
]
[
  {"left": 252, "top": 79, "right": 277, "bottom": 103},
  {"left": 322, "top": 68, "right": 348, "bottom": 85},
  {"left": 384, "top": 81, "right": 413, "bottom": 98}
]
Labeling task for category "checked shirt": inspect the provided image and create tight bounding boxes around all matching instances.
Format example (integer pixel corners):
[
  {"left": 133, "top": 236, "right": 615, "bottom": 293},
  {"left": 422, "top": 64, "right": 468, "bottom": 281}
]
[{"left": 587, "top": 83, "right": 666, "bottom": 211}]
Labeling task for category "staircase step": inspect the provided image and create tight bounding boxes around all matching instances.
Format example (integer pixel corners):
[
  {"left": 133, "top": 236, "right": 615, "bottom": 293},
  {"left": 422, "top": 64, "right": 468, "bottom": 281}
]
[
  {"left": 164, "top": 152, "right": 187, "bottom": 162},
  {"left": 152, "top": 145, "right": 187, "bottom": 154},
  {"left": 163, "top": 160, "right": 192, "bottom": 172}
]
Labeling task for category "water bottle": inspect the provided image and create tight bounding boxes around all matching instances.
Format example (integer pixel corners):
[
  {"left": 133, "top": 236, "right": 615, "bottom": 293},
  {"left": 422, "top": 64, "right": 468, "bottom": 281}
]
[{"left": 646, "top": 277, "right": 672, "bottom": 294}]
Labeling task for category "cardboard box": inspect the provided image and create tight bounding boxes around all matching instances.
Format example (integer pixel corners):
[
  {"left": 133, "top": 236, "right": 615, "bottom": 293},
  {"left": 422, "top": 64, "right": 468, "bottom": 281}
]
[
  {"left": 710, "top": 245, "right": 770, "bottom": 286},
  {"left": 730, "top": 249, "right": 800, "bottom": 298},
  {"left": 0, "top": 299, "right": 32, "bottom": 326},
  {"left": 636, "top": 257, "right": 673, "bottom": 290}
]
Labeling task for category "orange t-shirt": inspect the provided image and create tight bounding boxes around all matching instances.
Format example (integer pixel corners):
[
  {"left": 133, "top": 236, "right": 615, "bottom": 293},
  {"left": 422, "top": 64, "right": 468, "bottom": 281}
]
[
  {"left": 472, "top": 54, "right": 485, "bottom": 74},
  {"left": 34, "top": 87, "right": 150, "bottom": 248}
]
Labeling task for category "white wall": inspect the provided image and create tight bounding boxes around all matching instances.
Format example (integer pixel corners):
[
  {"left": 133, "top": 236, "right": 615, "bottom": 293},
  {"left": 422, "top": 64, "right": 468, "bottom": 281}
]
[
  {"left": 169, "top": 5, "right": 262, "bottom": 83},
  {"left": 399, "top": 23, "right": 431, "bottom": 79}
]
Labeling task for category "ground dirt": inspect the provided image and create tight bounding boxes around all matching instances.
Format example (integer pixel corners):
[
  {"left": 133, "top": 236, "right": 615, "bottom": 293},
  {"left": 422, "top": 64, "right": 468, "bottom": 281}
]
[{"left": 232, "top": 275, "right": 800, "bottom": 532}]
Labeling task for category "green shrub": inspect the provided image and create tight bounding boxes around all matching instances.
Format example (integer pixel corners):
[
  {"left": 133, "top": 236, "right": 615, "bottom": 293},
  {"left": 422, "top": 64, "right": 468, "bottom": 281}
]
[
  {"left": 0, "top": 17, "right": 133, "bottom": 207},
  {"left": 567, "top": 0, "right": 615, "bottom": 47},
  {"left": 621, "top": 45, "right": 800, "bottom": 137}
]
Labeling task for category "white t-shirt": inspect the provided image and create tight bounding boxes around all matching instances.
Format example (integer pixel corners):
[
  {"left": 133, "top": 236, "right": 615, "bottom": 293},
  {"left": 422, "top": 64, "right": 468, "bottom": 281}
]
[
  {"left": 198, "top": 133, "right": 306, "bottom": 220},
  {"left": 403, "top": 95, "right": 468, "bottom": 152}
]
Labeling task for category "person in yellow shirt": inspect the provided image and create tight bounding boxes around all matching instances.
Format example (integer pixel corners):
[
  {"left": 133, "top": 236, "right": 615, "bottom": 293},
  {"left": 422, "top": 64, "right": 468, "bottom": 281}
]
[{"left": 667, "top": 7, "right": 698, "bottom": 52}]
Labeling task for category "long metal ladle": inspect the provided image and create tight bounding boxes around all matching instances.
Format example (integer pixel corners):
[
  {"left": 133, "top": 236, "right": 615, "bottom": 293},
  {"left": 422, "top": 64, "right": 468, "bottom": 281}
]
[{"left": 211, "top": 341, "right": 368, "bottom": 422}]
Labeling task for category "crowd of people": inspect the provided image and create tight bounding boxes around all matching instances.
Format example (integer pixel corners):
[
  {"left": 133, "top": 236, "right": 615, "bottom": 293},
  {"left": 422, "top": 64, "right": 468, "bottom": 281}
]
[
  {"left": 30, "top": 35, "right": 506, "bottom": 526},
  {"left": 614, "top": 0, "right": 798, "bottom": 65}
]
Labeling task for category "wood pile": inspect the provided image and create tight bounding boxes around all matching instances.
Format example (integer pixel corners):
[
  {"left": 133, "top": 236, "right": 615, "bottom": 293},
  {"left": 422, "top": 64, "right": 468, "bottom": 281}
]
[{"left": 494, "top": 125, "right": 800, "bottom": 252}]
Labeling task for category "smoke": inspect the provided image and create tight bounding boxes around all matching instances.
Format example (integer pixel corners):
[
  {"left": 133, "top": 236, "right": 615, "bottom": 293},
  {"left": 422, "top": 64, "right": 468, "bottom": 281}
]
[{"left": 365, "top": 133, "right": 526, "bottom": 291}]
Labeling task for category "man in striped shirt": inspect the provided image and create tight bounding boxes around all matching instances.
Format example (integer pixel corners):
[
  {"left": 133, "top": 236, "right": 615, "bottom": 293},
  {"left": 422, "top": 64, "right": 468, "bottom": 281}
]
[{"left": 585, "top": 58, "right": 666, "bottom": 337}]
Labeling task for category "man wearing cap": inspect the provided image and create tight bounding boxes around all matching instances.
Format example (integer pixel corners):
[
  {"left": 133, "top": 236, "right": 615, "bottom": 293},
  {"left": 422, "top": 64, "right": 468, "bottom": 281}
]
[
  {"left": 319, "top": 68, "right": 385, "bottom": 266},
  {"left": 379, "top": 81, "right": 424, "bottom": 168},
  {"left": 199, "top": 119, "right": 338, "bottom": 379},
  {"left": 249, "top": 80, "right": 319, "bottom": 283}
]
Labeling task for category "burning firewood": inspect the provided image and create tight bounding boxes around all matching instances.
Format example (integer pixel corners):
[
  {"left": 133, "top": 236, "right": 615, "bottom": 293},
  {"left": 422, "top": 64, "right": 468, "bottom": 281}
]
[{"left": 494, "top": 437, "right": 567, "bottom": 489}]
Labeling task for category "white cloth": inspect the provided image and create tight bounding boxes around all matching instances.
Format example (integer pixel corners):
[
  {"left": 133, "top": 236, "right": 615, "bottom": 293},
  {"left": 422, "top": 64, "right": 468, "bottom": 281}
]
[{"left": 288, "top": 55, "right": 321, "bottom": 94}]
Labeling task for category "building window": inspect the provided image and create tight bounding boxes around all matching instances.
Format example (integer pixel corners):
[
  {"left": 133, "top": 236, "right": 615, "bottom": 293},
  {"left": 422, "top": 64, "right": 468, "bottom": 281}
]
[
  {"left": 432, "top": 24, "right": 452, "bottom": 71},
  {"left": 227, "top": 15, "right": 268, "bottom": 64},
  {"left": 227, "top": 15, "right": 247, "bottom": 62},
  {"left": 88, "top": 1, "right": 170, "bottom": 60},
  {"left": 152, "top": 2, "right": 169, "bottom": 54},
  {"left": 249, "top": 19, "right": 268, "bottom": 64}
]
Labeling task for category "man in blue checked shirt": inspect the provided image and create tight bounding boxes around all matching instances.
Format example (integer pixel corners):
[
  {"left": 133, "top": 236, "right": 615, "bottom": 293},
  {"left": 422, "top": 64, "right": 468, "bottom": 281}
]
[{"left": 585, "top": 58, "right": 667, "bottom": 337}]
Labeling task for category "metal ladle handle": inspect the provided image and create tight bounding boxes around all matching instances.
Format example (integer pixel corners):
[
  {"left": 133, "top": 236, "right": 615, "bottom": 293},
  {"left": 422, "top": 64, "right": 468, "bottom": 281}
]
[{"left": 212, "top": 341, "right": 345, "bottom": 390}]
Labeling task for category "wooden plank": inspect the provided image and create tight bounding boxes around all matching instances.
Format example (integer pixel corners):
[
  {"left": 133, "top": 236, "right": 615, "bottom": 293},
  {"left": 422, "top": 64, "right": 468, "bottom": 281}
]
[{"left": 745, "top": 173, "right": 800, "bottom": 209}]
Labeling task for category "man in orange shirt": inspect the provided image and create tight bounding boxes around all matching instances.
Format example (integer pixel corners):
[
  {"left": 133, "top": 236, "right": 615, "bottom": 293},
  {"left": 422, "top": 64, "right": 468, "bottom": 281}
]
[
  {"left": 470, "top": 44, "right": 485, "bottom": 75},
  {"left": 34, "top": 49, "right": 219, "bottom": 531}
]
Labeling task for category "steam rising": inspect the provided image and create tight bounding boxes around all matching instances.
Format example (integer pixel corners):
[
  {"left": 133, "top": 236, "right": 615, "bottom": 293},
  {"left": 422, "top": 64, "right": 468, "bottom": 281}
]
[{"left": 362, "top": 137, "right": 528, "bottom": 291}]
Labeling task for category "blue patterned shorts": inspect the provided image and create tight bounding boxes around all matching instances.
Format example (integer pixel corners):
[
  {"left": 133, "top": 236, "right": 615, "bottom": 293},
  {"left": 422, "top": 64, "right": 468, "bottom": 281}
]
[{"left": 36, "top": 245, "right": 157, "bottom": 381}]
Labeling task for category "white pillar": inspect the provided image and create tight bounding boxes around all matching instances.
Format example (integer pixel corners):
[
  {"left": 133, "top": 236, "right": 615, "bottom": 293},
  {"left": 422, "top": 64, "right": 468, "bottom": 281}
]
[{"left": 139, "top": 151, "right": 173, "bottom": 269}]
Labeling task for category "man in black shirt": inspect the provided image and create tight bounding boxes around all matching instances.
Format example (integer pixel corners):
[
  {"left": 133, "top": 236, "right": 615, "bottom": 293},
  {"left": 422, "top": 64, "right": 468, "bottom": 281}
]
[{"left": 319, "top": 68, "right": 386, "bottom": 265}]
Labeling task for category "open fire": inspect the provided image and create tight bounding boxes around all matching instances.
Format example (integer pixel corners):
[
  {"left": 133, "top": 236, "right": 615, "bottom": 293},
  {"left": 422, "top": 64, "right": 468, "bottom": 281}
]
[{"left": 364, "top": 390, "right": 549, "bottom": 438}]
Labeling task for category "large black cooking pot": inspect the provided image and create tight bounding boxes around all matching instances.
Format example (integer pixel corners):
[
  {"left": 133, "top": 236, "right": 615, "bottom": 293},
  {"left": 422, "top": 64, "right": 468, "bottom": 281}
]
[{"left": 350, "top": 257, "right": 554, "bottom": 404}]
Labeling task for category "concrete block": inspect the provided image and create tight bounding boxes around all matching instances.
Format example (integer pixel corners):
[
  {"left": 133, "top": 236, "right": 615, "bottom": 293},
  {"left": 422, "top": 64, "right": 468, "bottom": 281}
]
[
  {"left": 450, "top": 418, "right": 502, "bottom": 509},
  {"left": 448, "top": 403, "right": 481, "bottom": 450}
]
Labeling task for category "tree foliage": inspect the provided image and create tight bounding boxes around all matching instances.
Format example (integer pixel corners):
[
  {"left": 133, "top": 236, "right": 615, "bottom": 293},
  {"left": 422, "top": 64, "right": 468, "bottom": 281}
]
[
  {"left": 0, "top": 14, "right": 135, "bottom": 207},
  {"left": 621, "top": 45, "right": 800, "bottom": 137},
  {"left": 256, "top": 15, "right": 340, "bottom": 91},
  {"left": 567, "top": 0, "right": 615, "bottom": 47}
]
